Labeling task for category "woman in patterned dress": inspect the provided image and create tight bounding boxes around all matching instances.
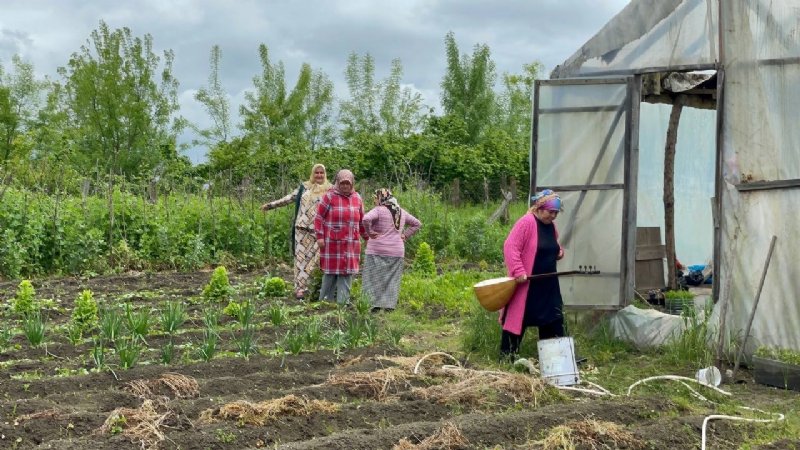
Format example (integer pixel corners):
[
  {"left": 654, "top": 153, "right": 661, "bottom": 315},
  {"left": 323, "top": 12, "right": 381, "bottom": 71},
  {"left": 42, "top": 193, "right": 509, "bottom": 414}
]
[
  {"left": 261, "top": 164, "right": 331, "bottom": 299},
  {"left": 314, "top": 169, "right": 368, "bottom": 305},
  {"left": 361, "top": 188, "right": 421, "bottom": 312}
]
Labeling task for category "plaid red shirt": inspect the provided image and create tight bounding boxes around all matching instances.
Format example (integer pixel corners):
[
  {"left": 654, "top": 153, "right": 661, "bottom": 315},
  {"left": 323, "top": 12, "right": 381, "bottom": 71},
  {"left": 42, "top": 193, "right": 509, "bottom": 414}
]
[{"left": 314, "top": 190, "right": 367, "bottom": 274}]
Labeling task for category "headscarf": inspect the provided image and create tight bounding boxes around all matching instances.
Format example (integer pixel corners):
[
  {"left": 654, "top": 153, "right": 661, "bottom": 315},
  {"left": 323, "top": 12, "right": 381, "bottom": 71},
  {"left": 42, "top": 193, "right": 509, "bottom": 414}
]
[
  {"left": 305, "top": 163, "right": 332, "bottom": 195},
  {"left": 530, "top": 189, "right": 562, "bottom": 211},
  {"left": 333, "top": 169, "right": 355, "bottom": 196},
  {"left": 375, "top": 188, "right": 401, "bottom": 230}
]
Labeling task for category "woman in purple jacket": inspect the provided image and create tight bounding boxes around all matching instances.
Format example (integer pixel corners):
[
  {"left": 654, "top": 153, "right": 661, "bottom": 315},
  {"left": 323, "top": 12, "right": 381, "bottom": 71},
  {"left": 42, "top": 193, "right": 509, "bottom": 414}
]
[
  {"left": 361, "top": 189, "right": 421, "bottom": 311},
  {"left": 499, "top": 189, "right": 565, "bottom": 357}
]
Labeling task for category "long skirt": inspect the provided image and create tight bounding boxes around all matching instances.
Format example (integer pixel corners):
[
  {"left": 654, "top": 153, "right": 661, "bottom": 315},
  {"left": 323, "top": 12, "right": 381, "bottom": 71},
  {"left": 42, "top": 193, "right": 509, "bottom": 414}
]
[
  {"left": 294, "top": 227, "right": 319, "bottom": 293},
  {"left": 362, "top": 254, "right": 403, "bottom": 309}
]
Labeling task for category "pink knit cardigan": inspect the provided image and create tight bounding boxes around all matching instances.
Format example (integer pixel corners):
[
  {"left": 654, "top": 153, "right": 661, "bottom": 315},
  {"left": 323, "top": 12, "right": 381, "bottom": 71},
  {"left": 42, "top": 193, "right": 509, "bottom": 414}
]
[{"left": 499, "top": 212, "right": 562, "bottom": 335}]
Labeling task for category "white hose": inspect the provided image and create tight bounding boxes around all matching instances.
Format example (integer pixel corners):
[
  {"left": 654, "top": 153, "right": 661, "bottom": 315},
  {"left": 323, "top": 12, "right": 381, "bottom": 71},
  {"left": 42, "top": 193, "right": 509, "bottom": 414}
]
[
  {"left": 626, "top": 375, "right": 732, "bottom": 397},
  {"left": 701, "top": 408, "right": 784, "bottom": 450},
  {"left": 413, "top": 352, "right": 461, "bottom": 374}
]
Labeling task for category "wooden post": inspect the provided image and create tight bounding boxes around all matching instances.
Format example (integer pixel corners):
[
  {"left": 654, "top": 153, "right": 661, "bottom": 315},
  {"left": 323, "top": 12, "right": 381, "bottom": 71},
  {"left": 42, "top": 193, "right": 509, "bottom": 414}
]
[
  {"left": 732, "top": 235, "right": 778, "bottom": 380},
  {"left": 664, "top": 95, "right": 687, "bottom": 290}
]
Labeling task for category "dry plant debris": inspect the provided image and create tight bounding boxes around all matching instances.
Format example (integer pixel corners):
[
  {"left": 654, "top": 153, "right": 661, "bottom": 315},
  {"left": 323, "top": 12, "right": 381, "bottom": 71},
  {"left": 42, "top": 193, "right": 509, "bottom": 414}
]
[
  {"left": 537, "top": 419, "right": 645, "bottom": 450},
  {"left": 17, "top": 408, "right": 68, "bottom": 422},
  {"left": 393, "top": 421, "right": 470, "bottom": 450},
  {"left": 97, "top": 399, "right": 173, "bottom": 450},
  {"left": 125, "top": 372, "right": 200, "bottom": 400},
  {"left": 413, "top": 369, "right": 546, "bottom": 406},
  {"left": 325, "top": 368, "right": 411, "bottom": 401},
  {"left": 199, "top": 394, "right": 339, "bottom": 426}
]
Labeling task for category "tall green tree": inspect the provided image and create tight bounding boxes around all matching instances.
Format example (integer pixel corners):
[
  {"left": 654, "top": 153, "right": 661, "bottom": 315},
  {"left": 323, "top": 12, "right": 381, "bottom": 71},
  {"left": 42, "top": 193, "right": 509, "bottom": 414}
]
[
  {"left": 193, "top": 45, "right": 232, "bottom": 148},
  {"left": 238, "top": 44, "right": 334, "bottom": 186},
  {"left": 240, "top": 44, "right": 334, "bottom": 148},
  {"left": 494, "top": 62, "right": 542, "bottom": 149},
  {"left": 339, "top": 53, "right": 424, "bottom": 142},
  {"left": 58, "top": 21, "right": 184, "bottom": 178},
  {"left": 0, "top": 55, "right": 49, "bottom": 194},
  {"left": 440, "top": 32, "right": 496, "bottom": 144}
]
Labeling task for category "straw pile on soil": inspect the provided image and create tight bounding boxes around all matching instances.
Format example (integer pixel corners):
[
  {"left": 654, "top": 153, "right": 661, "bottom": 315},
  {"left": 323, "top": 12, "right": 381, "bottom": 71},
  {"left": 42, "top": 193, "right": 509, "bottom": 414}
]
[
  {"left": 125, "top": 372, "right": 200, "bottom": 400},
  {"left": 538, "top": 419, "right": 645, "bottom": 450},
  {"left": 392, "top": 422, "right": 469, "bottom": 450},
  {"left": 325, "top": 368, "right": 411, "bottom": 401},
  {"left": 199, "top": 394, "right": 339, "bottom": 426},
  {"left": 97, "top": 399, "right": 173, "bottom": 450},
  {"left": 413, "top": 369, "right": 547, "bottom": 406}
]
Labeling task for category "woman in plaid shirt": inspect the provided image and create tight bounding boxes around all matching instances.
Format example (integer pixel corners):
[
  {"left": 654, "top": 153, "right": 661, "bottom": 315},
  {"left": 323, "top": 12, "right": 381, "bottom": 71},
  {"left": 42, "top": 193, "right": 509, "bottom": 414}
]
[{"left": 314, "top": 169, "right": 368, "bottom": 304}]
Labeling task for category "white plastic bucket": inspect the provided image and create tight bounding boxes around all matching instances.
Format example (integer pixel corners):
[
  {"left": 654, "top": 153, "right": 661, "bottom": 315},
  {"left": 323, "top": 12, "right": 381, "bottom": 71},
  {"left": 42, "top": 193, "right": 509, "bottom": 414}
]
[
  {"left": 537, "top": 337, "right": 580, "bottom": 386},
  {"left": 695, "top": 366, "right": 722, "bottom": 387}
]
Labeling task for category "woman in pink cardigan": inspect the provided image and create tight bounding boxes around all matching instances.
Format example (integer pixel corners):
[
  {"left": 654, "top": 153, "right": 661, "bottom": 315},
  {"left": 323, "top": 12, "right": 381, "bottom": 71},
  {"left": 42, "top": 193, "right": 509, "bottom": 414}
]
[{"left": 499, "top": 189, "right": 565, "bottom": 357}]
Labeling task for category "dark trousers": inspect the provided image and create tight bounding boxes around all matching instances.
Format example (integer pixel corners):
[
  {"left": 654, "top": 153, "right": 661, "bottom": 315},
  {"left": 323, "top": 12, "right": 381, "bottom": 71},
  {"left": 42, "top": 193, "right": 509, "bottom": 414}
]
[{"left": 500, "top": 319, "right": 565, "bottom": 356}]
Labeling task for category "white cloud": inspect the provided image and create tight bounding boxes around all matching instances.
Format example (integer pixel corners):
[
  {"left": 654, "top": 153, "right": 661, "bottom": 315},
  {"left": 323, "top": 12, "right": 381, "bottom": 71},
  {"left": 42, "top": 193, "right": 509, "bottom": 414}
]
[{"left": 0, "top": 0, "right": 629, "bottom": 162}]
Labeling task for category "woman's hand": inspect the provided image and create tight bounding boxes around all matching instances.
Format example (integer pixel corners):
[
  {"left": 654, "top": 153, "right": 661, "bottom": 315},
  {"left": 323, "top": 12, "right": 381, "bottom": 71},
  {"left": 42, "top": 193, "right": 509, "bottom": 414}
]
[
  {"left": 317, "top": 239, "right": 325, "bottom": 249},
  {"left": 557, "top": 248, "right": 565, "bottom": 260},
  {"left": 515, "top": 275, "right": 527, "bottom": 284}
]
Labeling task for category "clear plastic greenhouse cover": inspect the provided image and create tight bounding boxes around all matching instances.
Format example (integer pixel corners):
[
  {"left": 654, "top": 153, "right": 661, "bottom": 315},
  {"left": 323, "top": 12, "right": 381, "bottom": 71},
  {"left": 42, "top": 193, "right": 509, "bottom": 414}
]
[
  {"left": 545, "top": 0, "right": 800, "bottom": 353},
  {"left": 718, "top": 0, "right": 800, "bottom": 354},
  {"left": 552, "top": 0, "right": 718, "bottom": 78}
]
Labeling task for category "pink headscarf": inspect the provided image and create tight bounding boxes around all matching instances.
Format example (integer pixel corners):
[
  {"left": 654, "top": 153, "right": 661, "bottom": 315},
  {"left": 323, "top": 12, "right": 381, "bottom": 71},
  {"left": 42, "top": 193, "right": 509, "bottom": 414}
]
[{"left": 333, "top": 169, "right": 355, "bottom": 195}]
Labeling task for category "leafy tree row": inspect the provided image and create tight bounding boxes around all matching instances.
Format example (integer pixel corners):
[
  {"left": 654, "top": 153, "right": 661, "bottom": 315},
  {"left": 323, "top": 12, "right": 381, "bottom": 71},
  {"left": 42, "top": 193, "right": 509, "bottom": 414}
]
[{"left": 0, "top": 22, "right": 542, "bottom": 203}]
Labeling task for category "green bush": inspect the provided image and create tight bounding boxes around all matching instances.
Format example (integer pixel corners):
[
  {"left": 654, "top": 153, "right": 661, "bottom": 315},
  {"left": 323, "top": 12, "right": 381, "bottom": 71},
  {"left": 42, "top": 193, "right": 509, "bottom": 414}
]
[
  {"left": 71, "top": 289, "right": 99, "bottom": 335},
  {"left": 411, "top": 242, "right": 436, "bottom": 277},
  {"left": 258, "top": 276, "right": 288, "bottom": 298},
  {"left": 203, "top": 266, "right": 233, "bottom": 302},
  {"left": 222, "top": 300, "right": 242, "bottom": 318},
  {"left": 12, "top": 280, "right": 37, "bottom": 317}
]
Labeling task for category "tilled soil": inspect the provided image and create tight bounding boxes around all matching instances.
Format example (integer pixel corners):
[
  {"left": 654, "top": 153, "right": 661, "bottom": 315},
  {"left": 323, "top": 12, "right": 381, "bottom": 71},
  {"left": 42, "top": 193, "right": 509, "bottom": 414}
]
[{"left": 0, "top": 270, "right": 796, "bottom": 449}]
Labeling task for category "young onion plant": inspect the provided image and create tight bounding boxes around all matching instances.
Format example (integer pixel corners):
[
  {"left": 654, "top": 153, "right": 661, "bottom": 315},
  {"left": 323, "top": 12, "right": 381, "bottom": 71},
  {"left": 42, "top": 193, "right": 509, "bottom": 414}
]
[
  {"left": 235, "top": 327, "right": 256, "bottom": 359},
  {"left": 116, "top": 336, "right": 141, "bottom": 369},
  {"left": 23, "top": 312, "right": 46, "bottom": 347},
  {"left": 267, "top": 301, "right": 287, "bottom": 326},
  {"left": 303, "top": 316, "right": 324, "bottom": 350},
  {"left": 197, "top": 306, "right": 220, "bottom": 362},
  {"left": 124, "top": 303, "right": 150, "bottom": 344},
  {"left": 160, "top": 301, "right": 186, "bottom": 335},
  {"left": 91, "top": 338, "right": 106, "bottom": 371},
  {"left": 281, "top": 328, "right": 305, "bottom": 355},
  {"left": 99, "top": 306, "right": 123, "bottom": 343}
]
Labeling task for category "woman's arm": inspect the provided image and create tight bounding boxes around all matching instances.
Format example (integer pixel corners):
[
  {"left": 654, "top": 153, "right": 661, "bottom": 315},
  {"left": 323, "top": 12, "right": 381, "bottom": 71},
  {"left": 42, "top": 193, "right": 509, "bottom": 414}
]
[
  {"left": 401, "top": 210, "right": 421, "bottom": 240},
  {"left": 261, "top": 187, "right": 299, "bottom": 211},
  {"left": 362, "top": 207, "right": 379, "bottom": 238},
  {"left": 357, "top": 196, "right": 368, "bottom": 240},
  {"left": 314, "top": 193, "right": 331, "bottom": 248},
  {"left": 503, "top": 217, "right": 531, "bottom": 279}
]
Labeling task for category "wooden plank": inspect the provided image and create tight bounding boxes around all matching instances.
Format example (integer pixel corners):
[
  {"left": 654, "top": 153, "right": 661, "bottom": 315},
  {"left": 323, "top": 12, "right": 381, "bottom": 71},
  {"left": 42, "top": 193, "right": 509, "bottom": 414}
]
[
  {"left": 736, "top": 178, "right": 800, "bottom": 192},
  {"left": 636, "top": 244, "right": 666, "bottom": 260}
]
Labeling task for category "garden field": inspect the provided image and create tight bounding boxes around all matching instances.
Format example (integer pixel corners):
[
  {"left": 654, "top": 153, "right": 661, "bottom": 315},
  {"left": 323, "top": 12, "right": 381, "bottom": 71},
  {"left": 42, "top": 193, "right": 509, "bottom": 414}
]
[{"left": 0, "top": 269, "right": 798, "bottom": 450}]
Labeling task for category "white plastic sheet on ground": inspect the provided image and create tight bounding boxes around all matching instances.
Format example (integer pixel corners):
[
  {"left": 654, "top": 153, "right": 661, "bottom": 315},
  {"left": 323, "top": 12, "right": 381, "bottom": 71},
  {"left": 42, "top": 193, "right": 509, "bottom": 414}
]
[{"left": 609, "top": 305, "right": 686, "bottom": 348}]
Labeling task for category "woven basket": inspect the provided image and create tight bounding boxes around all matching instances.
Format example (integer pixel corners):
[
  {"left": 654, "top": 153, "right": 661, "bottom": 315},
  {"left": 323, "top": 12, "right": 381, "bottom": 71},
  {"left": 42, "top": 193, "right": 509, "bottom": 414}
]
[{"left": 473, "top": 277, "right": 516, "bottom": 311}]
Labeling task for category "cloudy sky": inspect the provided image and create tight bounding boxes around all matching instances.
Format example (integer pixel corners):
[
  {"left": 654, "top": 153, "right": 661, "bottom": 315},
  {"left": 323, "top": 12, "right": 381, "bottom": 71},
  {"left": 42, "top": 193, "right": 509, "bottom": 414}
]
[{"left": 0, "top": 0, "right": 629, "bottom": 163}]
